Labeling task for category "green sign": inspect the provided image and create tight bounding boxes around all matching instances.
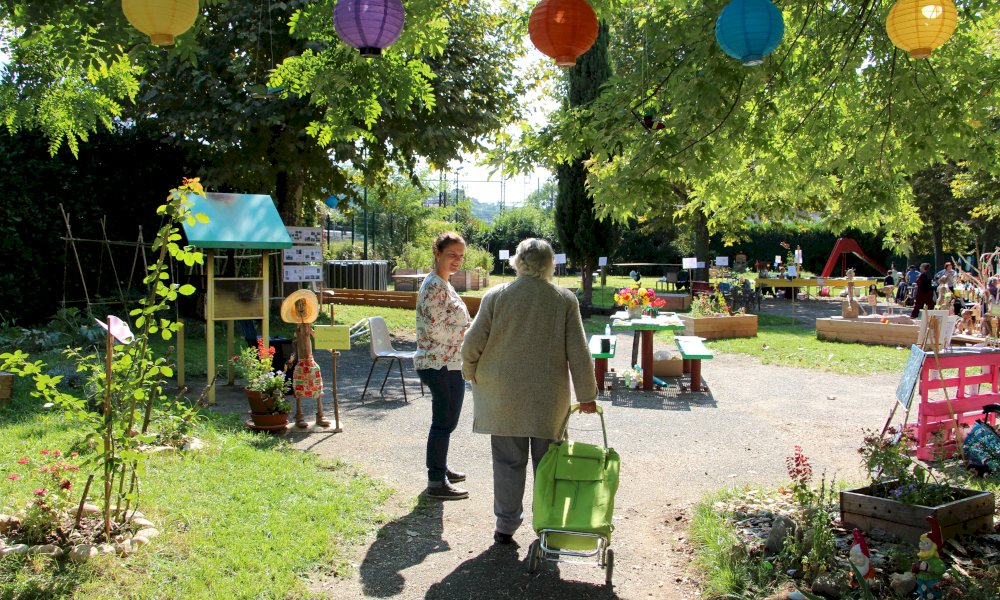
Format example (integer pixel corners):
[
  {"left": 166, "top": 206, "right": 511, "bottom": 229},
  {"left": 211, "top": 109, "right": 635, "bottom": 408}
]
[{"left": 313, "top": 325, "right": 351, "bottom": 350}]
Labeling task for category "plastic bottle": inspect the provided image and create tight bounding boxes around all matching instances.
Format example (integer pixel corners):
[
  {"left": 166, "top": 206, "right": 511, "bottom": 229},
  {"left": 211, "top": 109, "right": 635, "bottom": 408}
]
[{"left": 604, "top": 324, "right": 611, "bottom": 336}]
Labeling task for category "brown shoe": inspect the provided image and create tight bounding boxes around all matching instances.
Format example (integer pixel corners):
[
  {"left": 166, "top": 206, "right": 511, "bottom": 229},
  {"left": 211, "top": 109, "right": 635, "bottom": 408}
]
[
  {"left": 446, "top": 468, "right": 466, "bottom": 483},
  {"left": 425, "top": 483, "right": 469, "bottom": 500}
]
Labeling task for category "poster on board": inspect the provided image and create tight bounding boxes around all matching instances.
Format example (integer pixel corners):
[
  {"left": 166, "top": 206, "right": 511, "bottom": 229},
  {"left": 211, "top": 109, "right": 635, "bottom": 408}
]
[
  {"left": 283, "top": 265, "right": 323, "bottom": 282},
  {"left": 682, "top": 257, "right": 697, "bottom": 269},
  {"left": 895, "top": 345, "right": 927, "bottom": 408},
  {"left": 313, "top": 325, "right": 351, "bottom": 350},
  {"left": 554, "top": 253, "right": 567, "bottom": 265},
  {"left": 715, "top": 256, "right": 729, "bottom": 266},
  {"left": 598, "top": 256, "right": 608, "bottom": 267},
  {"left": 498, "top": 250, "right": 510, "bottom": 260},
  {"left": 283, "top": 246, "right": 323, "bottom": 263},
  {"left": 286, "top": 227, "right": 322, "bottom": 244}
]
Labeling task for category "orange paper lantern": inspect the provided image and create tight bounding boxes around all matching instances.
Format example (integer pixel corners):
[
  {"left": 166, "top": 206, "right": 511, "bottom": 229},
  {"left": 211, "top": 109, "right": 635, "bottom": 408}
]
[
  {"left": 122, "top": 0, "right": 199, "bottom": 46},
  {"left": 528, "top": 0, "right": 599, "bottom": 67},
  {"left": 885, "top": 0, "right": 958, "bottom": 59}
]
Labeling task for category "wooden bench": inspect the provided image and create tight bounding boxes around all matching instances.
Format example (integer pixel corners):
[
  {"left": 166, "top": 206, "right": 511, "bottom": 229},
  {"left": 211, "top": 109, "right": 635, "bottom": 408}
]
[
  {"left": 674, "top": 335, "right": 713, "bottom": 392},
  {"left": 319, "top": 288, "right": 481, "bottom": 316},
  {"left": 589, "top": 335, "right": 617, "bottom": 391}
]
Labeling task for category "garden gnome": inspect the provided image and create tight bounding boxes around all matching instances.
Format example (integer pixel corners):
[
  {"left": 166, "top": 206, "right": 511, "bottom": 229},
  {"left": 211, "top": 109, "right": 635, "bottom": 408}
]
[
  {"left": 911, "top": 516, "right": 947, "bottom": 599},
  {"left": 280, "top": 289, "right": 330, "bottom": 428},
  {"left": 849, "top": 528, "right": 874, "bottom": 586}
]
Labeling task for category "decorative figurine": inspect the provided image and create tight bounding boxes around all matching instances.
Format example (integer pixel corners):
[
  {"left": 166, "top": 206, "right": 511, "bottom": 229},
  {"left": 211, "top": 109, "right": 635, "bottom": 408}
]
[
  {"left": 842, "top": 268, "right": 860, "bottom": 319},
  {"left": 849, "top": 528, "right": 875, "bottom": 586},
  {"left": 911, "top": 516, "right": 947, "bottom": 600},
  {"left": 280, "top": 289, "right": 330, "bottom": 428}
]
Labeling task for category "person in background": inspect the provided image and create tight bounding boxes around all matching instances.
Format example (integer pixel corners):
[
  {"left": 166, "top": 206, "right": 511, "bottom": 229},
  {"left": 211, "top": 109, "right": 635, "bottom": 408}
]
[
  {"left": 415, "top": 232, "right": 471, "bottom": 500},
  {"left": 906, "top": 265, "right": 919, "bottom": 286},
  {"left": 935, "top": 261, "right": 956, "bottom": 290},
  {"left": 462, "top": 238, "right": 598, "bottom": 545},
  {"left": 910, "top": 263, "right": 935, "bottom": 319}
]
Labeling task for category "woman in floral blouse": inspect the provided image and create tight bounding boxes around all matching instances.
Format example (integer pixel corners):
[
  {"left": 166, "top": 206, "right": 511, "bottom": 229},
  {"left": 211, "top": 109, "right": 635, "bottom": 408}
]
[{"left": 415, "top": 232, "right": 471, "bottom": 500}]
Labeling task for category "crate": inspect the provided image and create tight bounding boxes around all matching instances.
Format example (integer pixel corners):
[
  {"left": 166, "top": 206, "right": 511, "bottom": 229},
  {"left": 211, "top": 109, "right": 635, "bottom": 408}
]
[{"left": 840, "top": 482, "right": 995, "bottom": 544}]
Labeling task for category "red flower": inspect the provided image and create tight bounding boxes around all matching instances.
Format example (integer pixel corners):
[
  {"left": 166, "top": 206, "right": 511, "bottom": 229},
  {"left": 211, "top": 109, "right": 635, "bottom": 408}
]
[
  {"left": 59, "top": 479, "right": 72, "bottom": 491},
  {"left": 7, "top": 473, "right": 20, "bottom": 481},
  {"left": 52, "top": 449, "right": 61, "bottom": 457},
  {"left": 39, "top": 450, "right": 49, "bottom": 455},
  {"left": 70, "top": 452, "right": 78, "bottom": 457},
  {"left": 17, "top": 458, "right": 29, "bottom": 465},
  {"left": 33, "top": 488, "right": 46, "bottom": 496}
]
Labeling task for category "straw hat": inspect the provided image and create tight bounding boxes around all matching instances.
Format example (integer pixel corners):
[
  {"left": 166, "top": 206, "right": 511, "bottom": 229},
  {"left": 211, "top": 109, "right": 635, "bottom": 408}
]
[{"left": 280, "top": 289, "right": 319, "bottom": 324}]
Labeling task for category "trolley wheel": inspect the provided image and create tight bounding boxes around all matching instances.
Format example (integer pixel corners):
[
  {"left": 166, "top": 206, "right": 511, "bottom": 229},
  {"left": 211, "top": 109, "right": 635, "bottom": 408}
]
[
  {"left": 605, "top": 548, "right": 614, "bottom": 586},
  {"left": 527, "top": 540, "right": 540, "bottom": 574}
]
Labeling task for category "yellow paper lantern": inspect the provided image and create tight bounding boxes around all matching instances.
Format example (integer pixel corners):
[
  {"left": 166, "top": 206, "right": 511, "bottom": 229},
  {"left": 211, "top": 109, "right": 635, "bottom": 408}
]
[
  {"left": 122, "top": 0, "right": 199, "bottom": 46},
  {"left": 885, "top": 0, "right": 958, "bottom": 59}
]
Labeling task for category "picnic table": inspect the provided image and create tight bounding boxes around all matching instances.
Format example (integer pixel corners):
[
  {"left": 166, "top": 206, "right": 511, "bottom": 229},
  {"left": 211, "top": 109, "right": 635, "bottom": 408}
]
[{"left": 610, "top": 311, "right": 685, "bottom": 390}]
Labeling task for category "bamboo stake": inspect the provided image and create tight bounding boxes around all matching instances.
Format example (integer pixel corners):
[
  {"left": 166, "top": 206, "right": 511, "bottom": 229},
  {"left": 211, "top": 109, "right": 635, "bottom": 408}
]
[
  {"left": 103, "top": 318, "right": 113, "bottom": 542},
  {"left": 60, "top": 204, "right": 91, "bottom": 311},
  {"left": 72, "top": 474, "right": 95, "bottom": 533}
]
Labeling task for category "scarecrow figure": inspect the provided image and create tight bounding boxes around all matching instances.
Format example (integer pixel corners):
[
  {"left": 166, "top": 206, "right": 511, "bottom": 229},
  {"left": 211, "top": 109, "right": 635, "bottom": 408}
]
[
  {"left": 280, "top": 289, "right": 330, "bottom": 428},
  {"left": 912, "top": 516, "right": 947, "bottom": 599},
  {"left": 849, "top": 528, "right": 874, "bottom": 586}
]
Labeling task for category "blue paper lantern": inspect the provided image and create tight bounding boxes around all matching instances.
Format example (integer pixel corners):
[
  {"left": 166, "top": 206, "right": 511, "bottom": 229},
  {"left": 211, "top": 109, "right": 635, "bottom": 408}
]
[
  {"left": 333, "top": 0, "right": 405, "bottom": 58},
  {"left": 324, "top": 196, "right": 340, "bottom": 209},
  {"left": 715, "top": 0, "right": 785, "bottom": 66}
]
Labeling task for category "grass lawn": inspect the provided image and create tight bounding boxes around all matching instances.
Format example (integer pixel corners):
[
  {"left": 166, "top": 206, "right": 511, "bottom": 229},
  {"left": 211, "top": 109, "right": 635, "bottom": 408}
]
[{"left": 0, "top": 388, "right": 389, "bottom": 599}]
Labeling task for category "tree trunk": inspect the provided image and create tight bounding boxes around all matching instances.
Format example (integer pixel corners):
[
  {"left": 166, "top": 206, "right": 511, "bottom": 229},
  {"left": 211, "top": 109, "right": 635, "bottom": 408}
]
[
  {"left": 580, "top": 268, "right": 593, "bottom": 318},
  {"left": 931, "top": 218, "right": 944, "bottom": 270},
  {"left": 277, "top": 165, "right": 306, "bottom": 226},
  {"left": 693, "top": 209, "right": 710, "bottom": 282}
]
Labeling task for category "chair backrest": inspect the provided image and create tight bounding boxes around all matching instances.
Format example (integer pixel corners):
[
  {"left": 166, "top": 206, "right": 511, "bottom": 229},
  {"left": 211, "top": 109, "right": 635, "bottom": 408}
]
[{"left": 368, "top": 316, "right": 395, "bottom": 358}]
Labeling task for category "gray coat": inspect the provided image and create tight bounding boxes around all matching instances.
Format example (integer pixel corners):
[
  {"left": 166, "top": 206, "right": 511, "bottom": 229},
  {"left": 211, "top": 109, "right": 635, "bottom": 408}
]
[{"left": 462, "top": 275, "right": 598, "bottom": 440}]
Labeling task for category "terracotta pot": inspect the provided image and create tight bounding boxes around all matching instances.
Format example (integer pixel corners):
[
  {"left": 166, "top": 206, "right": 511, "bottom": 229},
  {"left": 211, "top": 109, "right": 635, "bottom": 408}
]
[
  {"left": 249, "top": 412, "right": 289, "bottom": 429},
  {"left": 245, "top": 389, "right": 271, "bottom": 414}
]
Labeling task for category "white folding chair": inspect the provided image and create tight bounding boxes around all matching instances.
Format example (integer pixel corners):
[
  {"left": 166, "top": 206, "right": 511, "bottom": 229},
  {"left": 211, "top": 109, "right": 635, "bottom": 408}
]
[{"left": 360, "top": 316, "right": 423, "bottom": 402}]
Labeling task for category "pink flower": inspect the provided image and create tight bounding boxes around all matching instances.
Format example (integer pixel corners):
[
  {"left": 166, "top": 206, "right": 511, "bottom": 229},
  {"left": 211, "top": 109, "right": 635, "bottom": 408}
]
[
  {"left": 59, "top": 479, "right": 72, "bottom": 491},
  {"left": 7, "top": 473, "right": 20, "bottom": 481},
  {"left": 33, "top": 488, "right": 46, "bottom": 497},
  {"left": 52, "top": 450, "right": 61, "bottom": 457},
  {"left": 17, "top": 458, "right": 29, "bottom": 465},
  {"left": 39, "top": 450, "right": 49, "bottom": 455}
]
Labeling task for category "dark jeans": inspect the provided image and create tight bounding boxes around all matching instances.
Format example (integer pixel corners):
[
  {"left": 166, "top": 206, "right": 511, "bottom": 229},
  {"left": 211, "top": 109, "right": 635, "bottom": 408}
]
[
  {"left": 911, "top": 291, "right": 935, "bottom": 318},
  {"left": 418, "top": 367, "right": 465, "bottom": 484}
]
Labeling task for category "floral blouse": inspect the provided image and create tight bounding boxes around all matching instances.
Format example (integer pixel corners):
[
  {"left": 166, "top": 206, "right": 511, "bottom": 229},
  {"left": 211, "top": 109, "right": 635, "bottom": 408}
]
[{"left": 415, "top": 272, "right": 470, "bottom": 370}]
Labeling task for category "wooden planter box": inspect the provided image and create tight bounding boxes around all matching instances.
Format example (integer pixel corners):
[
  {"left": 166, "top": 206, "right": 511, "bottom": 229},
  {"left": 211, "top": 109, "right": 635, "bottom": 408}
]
[
  {"left": 450, "top": 270, "right": 473, "bottom": 292},
  {"left": 660, "top": 293, "right": 691, "bottom": 311},
  {"left": 816, "top": 317, "right": 918, "bottom": 346},
  {"left": 678, "top": 314, "right": 757, "bottom": 339},
  {"left": 391, "top": 268, "right": 425, "bottom": 292},
  {"left": 840, "top": 482, "right": 995, "bottom": 544}
]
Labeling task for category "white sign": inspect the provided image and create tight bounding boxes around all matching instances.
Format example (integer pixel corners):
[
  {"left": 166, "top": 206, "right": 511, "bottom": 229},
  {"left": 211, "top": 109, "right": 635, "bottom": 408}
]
[
  {"left": 696, "top": 261, "right": 705, "bottom": 269},
  {"left": 715, "top": 256, "right": 729, "bottom": 266},
  {"left": 283, "top": 246, "right": 323, "bottom": 263},
  {"left": 794, "top": 248, "right": 803, "bottom": 264},
  {"left": 598, "top": 256, "right": 608, "bottom": 267},
  {"left": 774, "top": 255, "right": 782, "bottom": 265},
  {"left": 787, "top": 265, "right": 798, "bottom": 277},
  {"left": 286, "top": 227, "right": 322, "bottom": 244},
  {"left": 498, "top": 250, "right": 510, "bottom": 260},
  {"left": 682, "top": 257, "right": 697, "bottom": 269},
  {"left": 283, "top": 265, "right": 323, "bottom": 282},
  {"left": 554, "top": 253, "right": 567, "bottom": 265}
]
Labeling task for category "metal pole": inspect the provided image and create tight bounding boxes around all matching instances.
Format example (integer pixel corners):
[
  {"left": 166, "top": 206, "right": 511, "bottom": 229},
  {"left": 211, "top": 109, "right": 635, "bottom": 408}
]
[{"left": 363, "top": 187, "right": 368, "bottom": 260}]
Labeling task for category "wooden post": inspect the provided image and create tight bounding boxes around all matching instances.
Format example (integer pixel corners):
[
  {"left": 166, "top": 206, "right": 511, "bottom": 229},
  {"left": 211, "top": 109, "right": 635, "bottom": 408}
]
[
  {"left": 330, "top": 350, "right": 343, "bottom": 433},
  {"left": 206, "top": 250, "right": 216, "bottom": 405}
]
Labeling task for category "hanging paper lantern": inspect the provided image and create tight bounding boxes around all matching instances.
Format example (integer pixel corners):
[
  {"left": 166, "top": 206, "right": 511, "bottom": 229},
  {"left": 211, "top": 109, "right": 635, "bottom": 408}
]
[
  {"left": 715, "top": 0, "right": 785, "bottom": 66},
  {"left": 121, "top": 0, "right": 199, "bottom": 46},
  {"left": 886, "top": 0, "right": 958, "bottom": 59},
  {"left": 528, "top": 0, "right": 599, "bottom": 68},
  {"left": 333, "top": 0, "right": 405, "bottom": 58}
]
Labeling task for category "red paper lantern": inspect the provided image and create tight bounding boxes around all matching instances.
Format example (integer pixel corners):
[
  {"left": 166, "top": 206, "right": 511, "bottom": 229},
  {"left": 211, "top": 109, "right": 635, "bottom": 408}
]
[{"left": 528, "top": 0, "right": 599, "bottom": 67}]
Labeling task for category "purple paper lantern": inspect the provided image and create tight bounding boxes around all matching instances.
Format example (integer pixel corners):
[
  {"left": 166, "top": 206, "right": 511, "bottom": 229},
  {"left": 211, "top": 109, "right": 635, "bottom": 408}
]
[{"left": 333, "top": 0, "right": 405, "bottom": 58}]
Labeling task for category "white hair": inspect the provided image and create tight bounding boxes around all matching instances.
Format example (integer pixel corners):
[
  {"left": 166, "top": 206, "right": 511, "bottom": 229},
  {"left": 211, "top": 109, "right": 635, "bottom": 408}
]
[{"left": 511, "top": 238, "right": 555, "bottom": 281}]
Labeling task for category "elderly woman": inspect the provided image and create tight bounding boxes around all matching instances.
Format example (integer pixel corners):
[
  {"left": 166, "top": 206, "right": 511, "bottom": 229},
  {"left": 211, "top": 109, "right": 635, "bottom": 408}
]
[{"left": 462, "top": 238, "right": 597, "bottom": 545}]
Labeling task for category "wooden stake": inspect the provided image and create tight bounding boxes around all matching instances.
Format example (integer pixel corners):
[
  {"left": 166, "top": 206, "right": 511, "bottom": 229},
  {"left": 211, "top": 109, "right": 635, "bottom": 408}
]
[
  {"left": 331, "top": 350, "right": 343, "bottom": 433},
  {"left": 103, "top": 318, "right": 113, "bottom": 542}
]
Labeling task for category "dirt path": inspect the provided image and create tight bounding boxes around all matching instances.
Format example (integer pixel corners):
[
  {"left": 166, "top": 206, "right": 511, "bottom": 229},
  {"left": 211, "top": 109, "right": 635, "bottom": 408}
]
[{"left": 209, "top": 299, "right": 900, "bottom": 599}]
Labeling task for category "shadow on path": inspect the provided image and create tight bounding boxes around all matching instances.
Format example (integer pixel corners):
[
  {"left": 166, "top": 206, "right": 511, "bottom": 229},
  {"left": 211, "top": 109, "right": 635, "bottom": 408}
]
[
  {"left": 359, "top": 497, "right": 447, "bottom": 597},
  {"left": 425, "top": 544, "right": 620, "bottom": 600}
]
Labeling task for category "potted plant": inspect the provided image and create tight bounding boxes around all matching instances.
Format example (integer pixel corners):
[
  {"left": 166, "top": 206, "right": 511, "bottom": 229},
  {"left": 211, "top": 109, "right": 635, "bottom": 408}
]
[
  {"left": 679, "top": 291, "right": 758, "bottom": 339},
  {"left": 232, "top": 339, "right": 292, "bottom": 429},
  {"left": 614, "top": 285, "right": 656, "bottom": 319},
  {"left": 840, "top": 428, "right": 995, "bottom": 543}
]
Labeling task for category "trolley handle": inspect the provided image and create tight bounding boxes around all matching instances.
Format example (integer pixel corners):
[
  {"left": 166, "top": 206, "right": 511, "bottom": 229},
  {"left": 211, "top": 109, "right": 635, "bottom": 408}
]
[{"left": 559, "top": 403, "right": 609, "bottom": 449}]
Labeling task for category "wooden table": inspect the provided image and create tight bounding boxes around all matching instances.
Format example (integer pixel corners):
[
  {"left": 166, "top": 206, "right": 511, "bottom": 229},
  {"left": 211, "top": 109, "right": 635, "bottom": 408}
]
[
  {"left": 610, "top": 312, "right": 685, "bottom": 390},
  {"left": 589, "top": 335, "right": 617, "bottom": 390}
]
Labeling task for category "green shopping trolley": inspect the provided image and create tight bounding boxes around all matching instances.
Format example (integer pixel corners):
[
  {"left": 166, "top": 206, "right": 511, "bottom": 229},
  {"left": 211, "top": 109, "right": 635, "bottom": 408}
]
[{"left": 527, "top": 403, "right": 621, "bottom": 586}]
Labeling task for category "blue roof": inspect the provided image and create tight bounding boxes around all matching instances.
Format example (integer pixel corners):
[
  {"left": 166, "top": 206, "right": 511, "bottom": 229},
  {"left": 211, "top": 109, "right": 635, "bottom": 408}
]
[{"left": 183, "top": 193, "right": 293, "bottom": 249}]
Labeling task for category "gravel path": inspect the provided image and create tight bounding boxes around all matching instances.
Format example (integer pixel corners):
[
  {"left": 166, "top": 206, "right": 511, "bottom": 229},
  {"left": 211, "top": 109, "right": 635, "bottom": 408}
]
[{"left": 208, "top": 299, "right": 901, "bottom": 599}]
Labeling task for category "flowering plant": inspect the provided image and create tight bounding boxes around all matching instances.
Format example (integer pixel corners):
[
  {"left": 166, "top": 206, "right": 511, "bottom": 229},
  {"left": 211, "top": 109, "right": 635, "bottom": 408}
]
[
  {"left": 857, "top": 428, "right": 957, "bottom": 506},
  {"left": 232, "top": 338, "right": 291, "bottom": 407},
  {"left": 4, "top": 449, "right": 83, "bottom": 544},
  {"left": 614, "top": 285, "right": 655, "bottom": 309}
]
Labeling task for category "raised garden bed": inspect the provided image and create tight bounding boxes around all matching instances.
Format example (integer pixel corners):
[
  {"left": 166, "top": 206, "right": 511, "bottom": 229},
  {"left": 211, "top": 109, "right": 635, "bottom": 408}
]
[
  {"left": 816, "top": 317, "right": 918, "bottom": 346},
  {"left": 840, "top": 481, "right": 995, "bottom": 544},
  {"left": 678, "top": 314, "right": 757, "bottom": 339}
]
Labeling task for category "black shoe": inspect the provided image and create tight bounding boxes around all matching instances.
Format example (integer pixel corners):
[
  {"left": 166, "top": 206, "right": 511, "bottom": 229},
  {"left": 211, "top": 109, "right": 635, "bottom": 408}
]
[
  {"left": 446, "top": 468, "right": 466, "bottom": 483},
  {"left": 425, "top": 483, "right": 469, "bottom": 500},
  {"left": 493, "top": 531, "right": 514, "bottom": 545}
]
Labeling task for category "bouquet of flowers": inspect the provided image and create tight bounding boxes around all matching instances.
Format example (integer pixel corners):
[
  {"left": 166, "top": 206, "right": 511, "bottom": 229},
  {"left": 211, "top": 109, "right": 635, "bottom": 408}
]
[{"left": 614, "top": 285, "right": 656, "bottom": 309}]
